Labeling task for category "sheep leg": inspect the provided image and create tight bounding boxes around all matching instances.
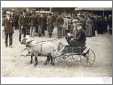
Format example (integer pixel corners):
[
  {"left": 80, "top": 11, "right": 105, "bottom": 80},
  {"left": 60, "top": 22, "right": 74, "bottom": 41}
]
[
  {"left": 44, "top": 56, "right": 50, "bottom": 65},
  {"left": 34, "top": 56, "right": 38, "bottom": 66},
  {"left": 50, "top": 55, "right": 55, "bottom": 65},
  {"left": 30, "top": 54, "right": 33, "bottom": 64}
]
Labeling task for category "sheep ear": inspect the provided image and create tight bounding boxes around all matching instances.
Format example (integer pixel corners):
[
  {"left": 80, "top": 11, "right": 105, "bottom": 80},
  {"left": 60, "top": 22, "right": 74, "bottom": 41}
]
[{"left": 27, "top": 40, "right": 34, "bottom": 44}]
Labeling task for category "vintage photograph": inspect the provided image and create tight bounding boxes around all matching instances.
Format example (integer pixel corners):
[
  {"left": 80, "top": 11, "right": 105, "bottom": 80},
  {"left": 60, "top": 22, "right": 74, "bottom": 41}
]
[{"left": 1, "top": 1, "right": 112, "bottom": 84}]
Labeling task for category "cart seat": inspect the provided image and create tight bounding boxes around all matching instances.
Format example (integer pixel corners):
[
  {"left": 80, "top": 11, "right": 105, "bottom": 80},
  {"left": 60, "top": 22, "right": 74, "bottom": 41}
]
[{"left": 61, "top": 45, "right": 86, "bottom": 54}]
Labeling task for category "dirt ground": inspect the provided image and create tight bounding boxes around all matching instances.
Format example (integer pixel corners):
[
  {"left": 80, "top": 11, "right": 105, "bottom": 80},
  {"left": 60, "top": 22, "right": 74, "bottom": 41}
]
[{"left": 1, "top": 28, "right": 112, "bottom": 77}]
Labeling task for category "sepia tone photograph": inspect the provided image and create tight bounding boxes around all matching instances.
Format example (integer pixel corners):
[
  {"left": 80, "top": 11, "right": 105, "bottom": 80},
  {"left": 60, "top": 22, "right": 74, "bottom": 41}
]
[{"left": 1, "top": 1, "right": 112, "bottom": 84}]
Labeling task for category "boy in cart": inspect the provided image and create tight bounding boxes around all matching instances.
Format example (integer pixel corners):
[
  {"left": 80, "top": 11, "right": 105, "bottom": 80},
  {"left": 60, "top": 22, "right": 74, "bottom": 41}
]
[{"left": 65, "top": 22, "right": 86, "bottom": 47}]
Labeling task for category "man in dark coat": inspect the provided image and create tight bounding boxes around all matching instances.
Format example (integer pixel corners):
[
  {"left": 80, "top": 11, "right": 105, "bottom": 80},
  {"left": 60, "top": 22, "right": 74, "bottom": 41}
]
[
  {"left": 18, "top": 12, "right": 24, "bottom": 42},
  {"left": 35, "top": 14, "right": 40, "bottom": 34},
  {"left": 108, "top": 15, "right": 112, "bottom": 34},
  {"left": 4, "top": 12, "right": 14, "bottom": 47},
  {"left": 18, "top": 11, "right": 27, "bottom": 42},
  {"left": 38, "top": 14, "right": 45, "bottom": 37},
  {"left": 103, "top": 16, "right": 108, "bottom": 33},
  {"left": 43, "top": 14, "right": 47, "bottom": 36},
  {"left": 47, "top": 14, "right": 54, "bottom": 37},
  {"left": 12, "top": 12, "right": 19, "bottom": 29},
  {"left": 24, "top": 11, "right": 31, "bottom": 36},
  {"left": 96, "top": 16, "right": 103, "bottom": 34},
  {"left": 30, "top": 11, "right": 37, "bottom": 36},
  {"left": 56, "top": 14, "right": 64, "bottom": 38}
]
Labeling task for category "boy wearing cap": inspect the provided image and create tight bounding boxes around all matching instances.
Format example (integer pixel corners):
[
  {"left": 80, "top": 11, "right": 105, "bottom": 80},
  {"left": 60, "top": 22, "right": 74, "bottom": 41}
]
[{"left": 65, "top": 23, "right": 86, "bottom": 47}]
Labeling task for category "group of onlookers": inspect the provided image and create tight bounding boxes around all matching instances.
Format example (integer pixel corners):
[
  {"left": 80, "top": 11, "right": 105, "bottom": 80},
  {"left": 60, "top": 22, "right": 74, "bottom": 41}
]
[{"left": 3, "top": 9, "right": 112, "bottom": 48}]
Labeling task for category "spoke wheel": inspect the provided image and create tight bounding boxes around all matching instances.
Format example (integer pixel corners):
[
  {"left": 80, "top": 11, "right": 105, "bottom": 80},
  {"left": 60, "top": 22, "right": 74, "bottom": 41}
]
[
  {"left": 85, "top": 48, "right": 96, "bottom": 66},
  {"left": 55, "top": 54, "right": 68, "bottom": 64}
]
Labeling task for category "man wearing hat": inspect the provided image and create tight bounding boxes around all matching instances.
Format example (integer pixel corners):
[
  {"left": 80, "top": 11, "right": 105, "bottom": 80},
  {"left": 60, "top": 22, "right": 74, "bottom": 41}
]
[
  {"left": 56, "top": 13, "right": 64, "bottom": 38},
  {"left": 47, "top": 13, "right": 54, "bottom": 37},
  {"left": 18, "top": 11, "right": 28, "bottom": 42},
  {"left": 4, "top": 11, "right": 14, "bottom": 47}
]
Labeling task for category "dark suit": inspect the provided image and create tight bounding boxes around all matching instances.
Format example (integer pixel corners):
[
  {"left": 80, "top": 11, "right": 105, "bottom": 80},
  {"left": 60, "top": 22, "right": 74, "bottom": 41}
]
[
  {"left": 56, "top": 16, "right": 64, "bottom": 38},
  {"left": 47, "top": 15, "right": 54, "bottom": 37},
  {"left": 30, "top": 14, "right": 37, "bottom": 36},
  {"left": 39, "top": 15, "right": 45, "bottom": 36},
  {"left": 18, "top": 15, "right": 24, "bottom": 42},
  {"left": 4, "top": 17, "right": 14, "bottom": 47},
  {"left": 18, "top": 15, "right": 28, "bottom": 42}
]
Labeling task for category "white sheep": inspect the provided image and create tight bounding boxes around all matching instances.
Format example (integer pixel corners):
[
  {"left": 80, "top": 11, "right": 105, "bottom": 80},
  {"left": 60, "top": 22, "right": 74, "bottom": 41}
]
[{"left": 21, "top": 36, "right": 65, "bottom": 66}]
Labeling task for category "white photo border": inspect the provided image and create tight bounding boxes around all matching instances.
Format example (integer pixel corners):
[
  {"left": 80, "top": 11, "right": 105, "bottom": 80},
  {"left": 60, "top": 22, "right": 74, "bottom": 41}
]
[{"left": 1, "top": 1, "right": 112, "bottom": 84}]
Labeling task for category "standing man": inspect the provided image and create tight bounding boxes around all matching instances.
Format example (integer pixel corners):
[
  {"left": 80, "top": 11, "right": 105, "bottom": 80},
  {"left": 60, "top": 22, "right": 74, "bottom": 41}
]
[
  {"left": 43, "top": 14, "right": 47, "bottom": 36},
  {"left": 18, "top": 11, "right": 28, "bottom": 42},
  {"left": 26, "top": 11, "right": 31, "bottom": 35},
  {"left": 103, "top": 16, "right": 108, "bottom": 33},
  {"left": 47, "top": 13, "right": 54, "bottom": 38},
  {"left": 85, "top": 16, "right": 93, "bottom": 37},
  {"left": 63, "top": 17, "right": 69, "bottom": 35},
  {"left": 30, "top": 11, "right": 37, "bottom": 37},
  {"left": 12, "top": 12, "right": 19, "bottom": 30},
  {"left": 22, "top": 11, "right": 27, "bottom": 38},
  {"left": 4, "top": 11, "right": 14, "bottom": 47},
  {"left": 108, "top": 15, "right": 112, "bottom": 34},
  {"left": 35, "top": 13, "right": 40, "bottom": 34},
  {"left": 18, "top": 11, "right": 24, "bottom": 42},
  {"left": 38, "top": 14, "right": 44, "bottom": 37},
  {"left": 56, "top": 13, "right": 64, "bottom": 38}
]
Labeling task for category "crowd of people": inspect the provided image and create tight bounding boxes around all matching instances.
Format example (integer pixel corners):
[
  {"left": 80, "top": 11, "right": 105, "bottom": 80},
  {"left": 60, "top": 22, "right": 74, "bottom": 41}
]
[{"left": 3, "top": 9, "right": 112, "bottom": 48}]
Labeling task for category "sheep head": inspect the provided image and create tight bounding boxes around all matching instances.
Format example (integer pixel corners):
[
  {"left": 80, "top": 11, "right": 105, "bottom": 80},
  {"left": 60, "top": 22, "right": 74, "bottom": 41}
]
[{"left": 21, "top": 36, "right": 34, "bottom": 47}]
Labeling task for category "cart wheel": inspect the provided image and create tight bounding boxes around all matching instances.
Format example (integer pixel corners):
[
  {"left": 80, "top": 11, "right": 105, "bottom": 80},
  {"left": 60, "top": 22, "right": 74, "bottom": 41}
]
[
  {"left": 68, "top": 55, "right": 81, "bottom": 63},
  {"left": 85, "top": 48, "right": 96, "bottom": 66},
  {"left": 55, "top": 55, "right": 68, "bottom": 64},
  {"left": 65, "top": 55, "right": 73, "bottom": 64}
]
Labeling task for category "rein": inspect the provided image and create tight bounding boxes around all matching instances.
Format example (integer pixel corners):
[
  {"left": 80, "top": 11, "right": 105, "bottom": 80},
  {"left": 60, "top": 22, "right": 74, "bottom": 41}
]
[{"left": 29, "top": 38, "right": 59, "bottom": 46}]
